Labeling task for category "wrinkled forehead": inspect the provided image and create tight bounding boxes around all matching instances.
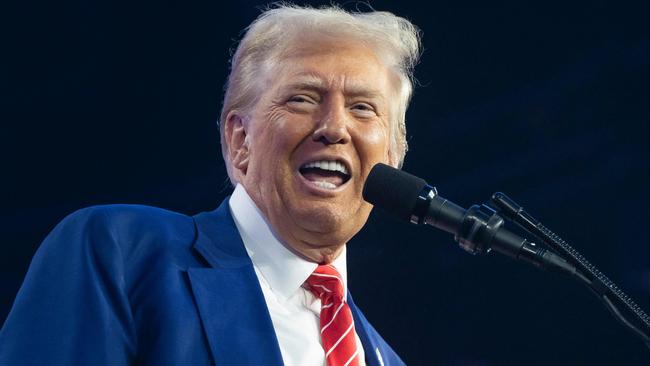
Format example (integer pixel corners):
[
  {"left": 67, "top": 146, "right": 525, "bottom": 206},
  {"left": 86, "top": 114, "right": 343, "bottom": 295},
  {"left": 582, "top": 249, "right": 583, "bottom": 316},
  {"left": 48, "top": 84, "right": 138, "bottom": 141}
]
[
  {"left": 258, "top": 37, "right": 402, "bottom": 101},
  {"left": 270, "top": 33, "right": 398, "bottom": 73}
]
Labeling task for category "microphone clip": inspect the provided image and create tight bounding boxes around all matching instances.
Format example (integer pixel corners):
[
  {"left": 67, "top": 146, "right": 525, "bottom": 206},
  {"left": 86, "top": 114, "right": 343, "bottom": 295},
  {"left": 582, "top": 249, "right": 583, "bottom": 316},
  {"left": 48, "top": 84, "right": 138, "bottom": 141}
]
[{"left": 455, "top": 204, "right": 502, "bottom": 255}]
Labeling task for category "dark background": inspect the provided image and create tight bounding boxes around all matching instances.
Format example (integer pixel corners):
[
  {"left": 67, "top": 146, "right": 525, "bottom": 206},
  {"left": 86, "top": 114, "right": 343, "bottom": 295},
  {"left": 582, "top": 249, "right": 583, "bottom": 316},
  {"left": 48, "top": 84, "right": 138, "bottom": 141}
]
[{"left": 2, "top": 0, "right": 649, "bottom": 365}]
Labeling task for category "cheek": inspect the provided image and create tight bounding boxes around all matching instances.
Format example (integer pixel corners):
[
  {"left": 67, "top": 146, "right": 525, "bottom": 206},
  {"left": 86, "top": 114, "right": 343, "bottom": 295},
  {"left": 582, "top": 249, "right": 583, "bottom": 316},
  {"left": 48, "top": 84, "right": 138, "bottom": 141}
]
[
  {"left": 355, "top": 124, "right": 391, "bottom": 162},
  {"left": 250, "top": 113, "right": 312, "bottom": 165},
  {"left": 271, "top": 114, "right": 314, "bottom": 149}
]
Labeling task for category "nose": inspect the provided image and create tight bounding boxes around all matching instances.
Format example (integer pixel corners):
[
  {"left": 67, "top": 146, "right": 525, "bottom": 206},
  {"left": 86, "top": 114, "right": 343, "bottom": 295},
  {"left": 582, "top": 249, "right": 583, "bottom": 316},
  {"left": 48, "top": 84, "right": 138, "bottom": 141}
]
[{"left": 312, "top": 99, "right": 351, "bottom": 145}]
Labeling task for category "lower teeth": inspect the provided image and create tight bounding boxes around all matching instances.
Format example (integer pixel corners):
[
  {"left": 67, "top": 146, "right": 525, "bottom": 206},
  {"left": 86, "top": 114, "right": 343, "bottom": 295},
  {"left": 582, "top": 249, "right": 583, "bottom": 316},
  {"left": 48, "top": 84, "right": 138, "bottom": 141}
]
[{"left": 314, "top": 181, "right": 337, "bottom": 189}]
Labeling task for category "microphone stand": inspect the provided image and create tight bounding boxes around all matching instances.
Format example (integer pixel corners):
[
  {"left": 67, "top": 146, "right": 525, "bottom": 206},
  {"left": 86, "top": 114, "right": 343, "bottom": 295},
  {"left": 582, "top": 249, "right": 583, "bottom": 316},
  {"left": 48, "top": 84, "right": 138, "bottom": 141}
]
[
  {"left": 489, "top": 192, "right": 650, "bottom": 348},
  {"left": 362, "top": 162, "right": 650, "bottom": 347}
]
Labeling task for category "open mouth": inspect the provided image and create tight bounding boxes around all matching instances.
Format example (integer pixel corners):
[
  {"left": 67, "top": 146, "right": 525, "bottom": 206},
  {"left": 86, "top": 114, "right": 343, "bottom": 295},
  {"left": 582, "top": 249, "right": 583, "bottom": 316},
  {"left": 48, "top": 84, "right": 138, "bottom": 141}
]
[{"left": 298, "top": 160, "right": 351, "bottom": 190}]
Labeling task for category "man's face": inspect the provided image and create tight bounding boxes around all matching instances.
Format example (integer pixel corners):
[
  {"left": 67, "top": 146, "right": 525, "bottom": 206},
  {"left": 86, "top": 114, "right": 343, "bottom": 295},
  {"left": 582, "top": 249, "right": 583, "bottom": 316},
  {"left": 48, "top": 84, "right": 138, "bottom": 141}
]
[{"left": 228, "top": 40, "right": 397, "bottom": 262}]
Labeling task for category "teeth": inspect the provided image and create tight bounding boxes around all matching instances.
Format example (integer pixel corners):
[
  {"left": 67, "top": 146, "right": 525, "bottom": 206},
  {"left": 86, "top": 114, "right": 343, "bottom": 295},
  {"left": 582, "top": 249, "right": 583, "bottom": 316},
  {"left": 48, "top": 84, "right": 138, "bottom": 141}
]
[
  {"left": 302, "top": 160, "right": 349, "bottom": 175},
  {"left": 313, "top": 181, "right": 337, "bottom": 190}
]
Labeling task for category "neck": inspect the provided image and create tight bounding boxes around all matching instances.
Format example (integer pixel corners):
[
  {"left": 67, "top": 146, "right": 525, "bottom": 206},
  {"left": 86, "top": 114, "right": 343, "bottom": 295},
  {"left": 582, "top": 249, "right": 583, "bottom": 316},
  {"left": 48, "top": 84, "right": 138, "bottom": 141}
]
[{"left": 283, "top": 238, "right": 346, "bottom": 264}]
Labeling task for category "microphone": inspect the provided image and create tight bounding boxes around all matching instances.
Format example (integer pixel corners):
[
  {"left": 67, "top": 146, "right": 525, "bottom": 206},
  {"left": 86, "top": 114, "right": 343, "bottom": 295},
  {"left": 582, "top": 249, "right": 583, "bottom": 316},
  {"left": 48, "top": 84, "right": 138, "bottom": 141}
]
[{"left": 363, "top": 163, "right": 576, "bottom": 275}]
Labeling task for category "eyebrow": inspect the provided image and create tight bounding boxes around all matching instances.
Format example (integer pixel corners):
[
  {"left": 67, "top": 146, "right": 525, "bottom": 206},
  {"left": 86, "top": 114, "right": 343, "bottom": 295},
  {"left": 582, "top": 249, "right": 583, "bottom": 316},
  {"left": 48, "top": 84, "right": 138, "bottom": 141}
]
[
  {"left": 284, "top": 73, "right": 385, "bottom": 100},
  {"left": 283, "top": 74, "right": 327, "bottom": 94}
]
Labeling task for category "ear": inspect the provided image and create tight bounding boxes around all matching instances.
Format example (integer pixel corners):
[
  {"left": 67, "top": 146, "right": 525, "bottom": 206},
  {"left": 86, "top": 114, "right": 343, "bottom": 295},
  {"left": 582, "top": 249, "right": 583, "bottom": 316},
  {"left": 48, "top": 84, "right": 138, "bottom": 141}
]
[
  {"left": 224, "top": 110, "right": 250, "bottom": 178},
  {"left": 386, "top": 142, "right": 399, "bottom": 168}
]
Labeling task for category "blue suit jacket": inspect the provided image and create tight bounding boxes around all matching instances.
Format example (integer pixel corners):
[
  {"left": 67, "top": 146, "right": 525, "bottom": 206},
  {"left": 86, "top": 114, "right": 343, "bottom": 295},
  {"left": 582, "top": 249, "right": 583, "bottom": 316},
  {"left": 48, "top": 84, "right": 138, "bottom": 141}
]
[{"left": 0, "top": 199, "right": 405, "bottom": 365}]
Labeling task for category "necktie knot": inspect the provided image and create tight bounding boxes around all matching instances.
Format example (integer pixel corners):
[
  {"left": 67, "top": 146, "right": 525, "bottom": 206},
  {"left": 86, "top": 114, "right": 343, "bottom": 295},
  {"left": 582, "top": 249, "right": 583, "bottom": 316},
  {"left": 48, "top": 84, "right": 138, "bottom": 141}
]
[{"left": 305, "top": 264, "right": 345, "bottom": 301}]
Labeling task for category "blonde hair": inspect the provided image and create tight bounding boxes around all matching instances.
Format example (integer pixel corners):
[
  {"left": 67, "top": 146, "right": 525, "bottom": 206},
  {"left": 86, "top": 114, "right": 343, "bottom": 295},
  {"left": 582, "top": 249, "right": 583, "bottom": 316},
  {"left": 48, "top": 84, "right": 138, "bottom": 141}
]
[{"left": 220, "top": 4, "right": 421, "bottom": 178}]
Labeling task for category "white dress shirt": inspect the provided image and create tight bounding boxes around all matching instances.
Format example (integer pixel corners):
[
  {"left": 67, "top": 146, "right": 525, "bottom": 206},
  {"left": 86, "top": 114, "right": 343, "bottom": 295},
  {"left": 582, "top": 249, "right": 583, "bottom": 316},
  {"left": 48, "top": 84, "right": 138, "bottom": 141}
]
[{"left": 229, "top": 184, "right": 366, "bottom": 366}]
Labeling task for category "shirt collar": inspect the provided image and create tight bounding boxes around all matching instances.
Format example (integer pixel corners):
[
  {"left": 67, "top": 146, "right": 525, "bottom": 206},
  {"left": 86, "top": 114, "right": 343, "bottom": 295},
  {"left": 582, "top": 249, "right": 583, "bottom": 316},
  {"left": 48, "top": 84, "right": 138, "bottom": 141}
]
[{"left": 228, "top": 184, "right": 348, "bottom": 302}]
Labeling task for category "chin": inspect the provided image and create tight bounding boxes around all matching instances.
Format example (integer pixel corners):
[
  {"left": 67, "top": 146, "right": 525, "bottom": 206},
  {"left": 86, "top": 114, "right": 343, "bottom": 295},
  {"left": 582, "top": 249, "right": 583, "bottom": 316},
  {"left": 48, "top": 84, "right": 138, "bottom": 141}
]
[{"left": 292, "top": 202, "right": 367, "bottom": 243}]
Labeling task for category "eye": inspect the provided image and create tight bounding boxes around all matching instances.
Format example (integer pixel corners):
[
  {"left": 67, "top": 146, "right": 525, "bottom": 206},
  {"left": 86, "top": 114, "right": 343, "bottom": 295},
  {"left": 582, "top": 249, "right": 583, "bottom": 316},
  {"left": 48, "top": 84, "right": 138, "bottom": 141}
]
[
  {"left": 288, "top": 95, "right": 316, "bottom": 104},
  {"left": 285, "top": 95, "right": 318, "bottom": 113},
  {"left": 350, "top": 103, "right": 377, "bottom": 116},
  {"left": 352, "top": 103, "right": 372, "bottom": 111}
]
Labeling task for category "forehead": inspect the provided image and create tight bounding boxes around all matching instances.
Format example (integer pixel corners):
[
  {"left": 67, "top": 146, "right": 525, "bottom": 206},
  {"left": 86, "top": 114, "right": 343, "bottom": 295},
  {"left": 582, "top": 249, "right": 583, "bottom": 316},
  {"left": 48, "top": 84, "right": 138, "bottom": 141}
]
[{"left": 263, "top": 40, "right": 397, "bottom": 97}]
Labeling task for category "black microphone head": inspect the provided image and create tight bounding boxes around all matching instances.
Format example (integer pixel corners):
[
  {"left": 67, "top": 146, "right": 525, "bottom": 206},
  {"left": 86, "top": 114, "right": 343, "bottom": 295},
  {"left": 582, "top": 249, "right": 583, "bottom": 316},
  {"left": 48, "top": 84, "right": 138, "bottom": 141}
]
[{"left": 363, "top": 163, "right": 428, "bottom": 222}]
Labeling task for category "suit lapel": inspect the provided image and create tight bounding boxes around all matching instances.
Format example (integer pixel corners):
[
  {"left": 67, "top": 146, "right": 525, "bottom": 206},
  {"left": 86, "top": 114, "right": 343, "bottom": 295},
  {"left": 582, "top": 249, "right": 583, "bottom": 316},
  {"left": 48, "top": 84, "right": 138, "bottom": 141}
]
[
  {"left": 188, "top": 199, "right": 284, "bottom": 366},
  {"left": 348, "top": 293, "right": 382, "bottom": 366}
]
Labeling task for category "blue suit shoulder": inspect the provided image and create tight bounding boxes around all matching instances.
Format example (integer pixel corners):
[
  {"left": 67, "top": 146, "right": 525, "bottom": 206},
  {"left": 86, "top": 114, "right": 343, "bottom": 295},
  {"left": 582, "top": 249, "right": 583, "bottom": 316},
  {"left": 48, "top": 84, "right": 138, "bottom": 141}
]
[
  {"left": 51, "top": 204, "right": 197, "bottom": 257},
  {"left": 0, "top": 204, "right": 207, "bottom": 366}
]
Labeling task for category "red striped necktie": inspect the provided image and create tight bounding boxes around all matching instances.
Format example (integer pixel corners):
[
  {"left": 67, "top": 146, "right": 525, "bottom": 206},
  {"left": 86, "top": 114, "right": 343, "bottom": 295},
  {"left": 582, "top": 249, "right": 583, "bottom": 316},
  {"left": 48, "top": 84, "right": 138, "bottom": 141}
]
[{"left": 305, "top": 264, "right": 361, "bottom": 366}]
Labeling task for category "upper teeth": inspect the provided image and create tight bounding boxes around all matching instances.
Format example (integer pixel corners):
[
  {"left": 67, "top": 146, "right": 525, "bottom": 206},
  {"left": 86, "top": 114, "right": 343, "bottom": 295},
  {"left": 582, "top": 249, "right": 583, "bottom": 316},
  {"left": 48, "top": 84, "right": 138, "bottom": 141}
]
[{"left": 302, "top": 160, "right": 349, "bottom": 175}]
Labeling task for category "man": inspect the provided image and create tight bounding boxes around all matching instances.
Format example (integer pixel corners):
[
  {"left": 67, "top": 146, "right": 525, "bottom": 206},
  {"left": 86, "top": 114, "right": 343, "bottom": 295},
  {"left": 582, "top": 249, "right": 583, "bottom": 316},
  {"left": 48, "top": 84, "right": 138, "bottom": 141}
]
[{"left": 0, "top": 4, "right": 420, "bottom": 365}]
